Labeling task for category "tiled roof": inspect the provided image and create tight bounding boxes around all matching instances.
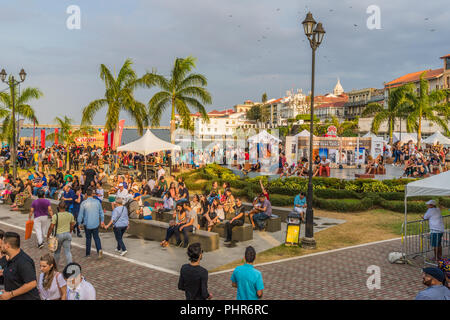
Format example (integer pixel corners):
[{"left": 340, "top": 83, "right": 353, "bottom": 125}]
[
  {"left": 385, "top": 68, "right": 444, "bottom": 88},
  {"left": 440, "top": 54, "right": 450, "bottom": 59},
  {"left": 316, "top": 101, "right": 347, "bottom": 109}
]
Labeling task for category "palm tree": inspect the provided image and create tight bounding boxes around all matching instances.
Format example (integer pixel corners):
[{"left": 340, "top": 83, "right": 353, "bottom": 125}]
[
  {"left": 403, "top": 72, "right": 450, "bottom": 147},
  {"left": 361, "top": 84, "right": 411, "bottom": 145},
  {"left": 0, "top": 78, "right": 42, "bottom": 144},
  {"left": 81, "top": 58, "right": 151, "bottom": 136},
  {"left": 148, "top": 56, "right": 212, "bottom": 143},
  {"left": 330, "top": 116, "right": 359, "bottom": 136}
]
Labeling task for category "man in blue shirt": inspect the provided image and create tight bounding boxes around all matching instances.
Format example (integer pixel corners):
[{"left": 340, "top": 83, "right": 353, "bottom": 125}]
[
  {"left": 415, "top": 267, "right": 450, "bottom": 300},
  {"left": 78, "top": 188, "right": 105, "bottom": 258},
  {"left": 231, "top": 246, "right": 264, "bottom": 300},
  {"left": 62, "top": 185, "right": 76, "bottom": 213},
  {"left": 293, "top": 192, "right": 307, "bottom": 222}
]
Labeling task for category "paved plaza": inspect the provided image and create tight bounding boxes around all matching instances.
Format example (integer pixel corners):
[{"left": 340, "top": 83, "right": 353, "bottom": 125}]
[{"left": 0, "top": 205, "right": 425, "bottom": 300}]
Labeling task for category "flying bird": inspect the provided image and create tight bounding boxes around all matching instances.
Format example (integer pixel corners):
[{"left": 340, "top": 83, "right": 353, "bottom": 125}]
[
  {"left": 353, "top": 24, "right": 358, "bottom": 27},
  {"left": 329, "top": 9, "right": 334, "bottom": 12},
  {"left": 276, "top": 8, "right": 280, "bottom": 11},
  {"left": 229, "top": 15, "right": 232, "bottom": 17},
  {"left": 430, "top": 29, "right": 436, "bottom": 32},
  {"left": 424, "top": 18, "right": 429, "bottom": 20}
]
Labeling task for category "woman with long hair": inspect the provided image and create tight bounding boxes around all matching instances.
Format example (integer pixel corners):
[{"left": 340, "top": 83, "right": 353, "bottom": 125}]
[
  {"left": 38, "top": 254, "right": 67, "bottom": 300},
  {"left": 10, "top": 179, "right": 31, "bottom": 210}
]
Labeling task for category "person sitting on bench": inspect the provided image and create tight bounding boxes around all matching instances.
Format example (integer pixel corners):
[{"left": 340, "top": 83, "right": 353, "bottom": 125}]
[
  {"left": 293, "top": 192, "right": 307, "bottom": 222},
  {"left": 319, "top": 156, "right": 331, "bottom": 177},
  {"left": 224, "top": 197, "right": 245, "bottom": 244},
  {"left": 312, "top": 156, "right": 321, "bottom": 177},
  {"left": 248, "top": 193, "right": 272, "bottom": 230}
]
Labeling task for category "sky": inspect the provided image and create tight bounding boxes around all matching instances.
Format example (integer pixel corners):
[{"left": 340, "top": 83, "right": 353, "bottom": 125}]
[{"left": 0, "top": 0, "right": 448, "bottom": 126}]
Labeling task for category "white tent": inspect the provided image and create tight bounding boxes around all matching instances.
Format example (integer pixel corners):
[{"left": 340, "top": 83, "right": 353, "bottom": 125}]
[
  {"left": 363, "top": 131, "right": 383, "bottom": 140},
  {"left": 422, "top": 131, "right": 450, "bottom": 145},
  {"left": 294, "top": 129, "right": 316, "bottom": 138},
  {"left": 248, "top": 130, "right": 281, "bottom": 143},
  {"left": 405, "top": 170, "right": 450, "bottom": 198},
  {"left": 117, "top": 129, "right": 181, "bottom": 178},
  {"left": 393, "top": 132, "right": 417, "bottom": 144}
]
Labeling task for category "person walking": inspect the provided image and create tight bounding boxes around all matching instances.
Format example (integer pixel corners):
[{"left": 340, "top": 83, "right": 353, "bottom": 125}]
[
  {"left": 47, "top": 201, "right": 75, "bottom": 265},
  {"left": 62, "top": 262, "right": 96, "bottom": 300},
  {"left": 105, "top": 197, "right": 129, "bottom": 256},
  {"left": 37, "top": 254, "right": 67, "bottom": 300},
  {"left": 29, "top": 189, "right": 53, "bottom": 249},
  {"left": 0, "top": 232, "right": 40, "bottom": 300},
  {"left": 77, "top": 188, "right": 105, "bottom": 258},
  {"left": 178, "top": 243, "right": 212, "bottom": 300},
  {"left": 230, "top": 246, "right": 264, "bottom": 300}
]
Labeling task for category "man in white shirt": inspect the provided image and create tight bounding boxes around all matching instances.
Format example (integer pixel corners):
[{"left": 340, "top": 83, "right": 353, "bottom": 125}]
[
  {"left": 63, "top": 263, "right": 96, "bottom": 300},
  {"left": 116, "top": 183, "right": 129, "bottom": 200},
  {"left": 157, "top": 165, "right": 165, "bottom": 181},
  {"left": 319, "top": 156, "right": 331, "bottom": 176},
  {"left": 147, "top": 176, "right": 156, "bottom": 192},
  {"left": 423, "top": 200, "right": 445, "bottom": 261}
]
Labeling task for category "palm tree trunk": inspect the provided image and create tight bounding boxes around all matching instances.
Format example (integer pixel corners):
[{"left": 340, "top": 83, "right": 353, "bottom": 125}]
[
  {"left": 170, "top": 98, "right": 176, "bottom": 144},
  {"left": 417, "top": 113, "right": 422, "bottom": 148},
  {"left": 389, "top": 117, "right": 393, "bottom": 146}
]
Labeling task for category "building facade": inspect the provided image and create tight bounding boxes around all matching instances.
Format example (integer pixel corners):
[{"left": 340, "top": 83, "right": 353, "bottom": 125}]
[{"left": 344, "top": 88, "right": 384, "bottom": 120}]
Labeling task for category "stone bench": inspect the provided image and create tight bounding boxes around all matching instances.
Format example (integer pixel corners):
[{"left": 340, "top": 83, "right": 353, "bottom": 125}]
[
  {"left": 104, "top": 212, "right": 219, "bottom": 252},
  {"left": 211, "top": 222, "right": 253, "bottom": 241},
  {"left": 355, "top": 173, "right": 375, "bottom": 179},
  {"left": 22, "top": 197, "right": 59, "bottom": 214}
]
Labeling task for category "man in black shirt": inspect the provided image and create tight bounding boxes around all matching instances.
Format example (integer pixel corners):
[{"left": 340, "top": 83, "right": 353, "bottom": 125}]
[
  {"left": 0, "top": 229, "right": 7, "bottom": 290},
  {"left": 224, "top": 197, "right": 246, "bottom": 244},
  {"left": 0, "top": 232, "right": 40, "bottom": 300},
  {"left": 178, "top": 243, "right": 212, "bottom": 300},
  {"left": 83, "top": 163, "right": 97, "bottom": 193}
]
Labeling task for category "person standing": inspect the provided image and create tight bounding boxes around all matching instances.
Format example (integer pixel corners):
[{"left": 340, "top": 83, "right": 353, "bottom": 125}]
[
  {"left": 415, "top": 267, "right": 450, "bottom": 300},
  {"left": 105, "top": 197, "right": 129, "bottom": 256},
  {"left": 231, "top": 246, "right": 264, "bottom": 300},
  {"left": 62, "top": 262, "right": 96, "bottom": 300},
  {"left": 0, "top": 232, "right": 40, "bottom": 300},
  {"left": 0, "top": 229, "right": 6, "bottom": 290},
  {"left": 47, "top": 201, "right": 75, "bottom": 265},
  {"left": 38, "top": 254, "right": 67, "bottom": 300},
  {"left": 72, "top": 187, "right": 83, "bottom": 237},
  {"left": 78, "top": 188, "right": 105, "bottom": 258},
  {"left": 423, "top": 200, "right": 445, "bottom": 261},
  {"left": 178, "top": 243, "right": 212, "bottom": 300},
  {"left": 29, "top": 190, "right": 53, "bottom": 249},
  {"left": 83, "top": 163, "right": 97, "bottom": 194}
]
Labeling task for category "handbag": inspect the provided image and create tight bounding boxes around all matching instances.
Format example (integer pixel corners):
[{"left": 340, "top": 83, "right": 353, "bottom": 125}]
[{"left": 48, "top": 212, "right": 59, "bottom": 253}]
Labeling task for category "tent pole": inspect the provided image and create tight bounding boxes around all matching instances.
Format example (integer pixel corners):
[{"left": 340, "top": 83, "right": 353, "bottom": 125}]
[
  {"left": 403, "top": 187, "right": 408, "bottom": 259},
  {"left": 145, "top": 155, "right": 148, "bottom": 181}
]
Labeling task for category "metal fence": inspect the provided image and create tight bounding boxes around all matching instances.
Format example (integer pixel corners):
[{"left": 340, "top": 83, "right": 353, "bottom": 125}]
[{"left": 402, "top": 215, "right": 450, "bottom": 266}]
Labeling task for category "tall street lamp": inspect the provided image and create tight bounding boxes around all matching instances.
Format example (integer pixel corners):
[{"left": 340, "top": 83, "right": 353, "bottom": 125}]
[
  {"left": 0, "top": 68, "right": 27, "bottom": 180},
  {"left": 301, "top": 12, "right": 325, "bottom": 249}
]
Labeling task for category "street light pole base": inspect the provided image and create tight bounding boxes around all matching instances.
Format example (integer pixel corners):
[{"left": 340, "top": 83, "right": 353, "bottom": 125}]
[{"left": 301, "top": 237, "right": 317, "bottom": 249}]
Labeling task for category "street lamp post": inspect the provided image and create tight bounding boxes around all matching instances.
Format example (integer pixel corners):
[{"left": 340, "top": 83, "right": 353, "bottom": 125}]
[
  {"left": 0, "top": 68, "right": 27, "bottom": 180},
  {"left": 301, "top": 12, "right": 325, "bottom": 249}
]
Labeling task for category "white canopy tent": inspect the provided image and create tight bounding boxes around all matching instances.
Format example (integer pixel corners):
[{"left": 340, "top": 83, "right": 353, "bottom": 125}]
[
  {"left": 117, "top": 129, "right": 181, "bottom": 179},
  {"left": 403, "top": 171, "right": 450, "bottom": 254},
  {"left": 294, "top": 129, "right": 316, "bottom": 138},
  {"left": 422, "top": 131, "right": 450, "bottom": 146},
  {"left": 393, "top": 132, "right": 417, "bottom": 144},
  {"left": 248, "top": 130, "right": 281, "bottom": 143},
  {"left": 362, "top": 131, "right": 383, "bottom": 140}
]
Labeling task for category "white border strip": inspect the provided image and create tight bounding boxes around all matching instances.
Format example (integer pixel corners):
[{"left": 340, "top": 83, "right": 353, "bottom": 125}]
[
  {"left": 0, "top": 220, "right": 179, "bottom": 276},
  {"left": 209, "top": 237, "right": 402, "bottom": 275}
]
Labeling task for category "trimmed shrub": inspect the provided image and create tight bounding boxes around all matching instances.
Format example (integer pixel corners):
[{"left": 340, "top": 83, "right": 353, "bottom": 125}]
[
  {"left": 378, "top": 192, "right": 405, "bottom": 201},
  {"left": 439, "top": 197, "right": 450, "bottom": 208},
  {"left": 313, "top": 197, "right": 373, "bottom": 212},
  {"left": 315, "top": 189, "right": 361, "bottom": 200},
  {"left": 379, "top": 200, "right": 427, "bottom": 213},
  {"left": 269, "top": 194, "right": 293, "bottom": 206}
]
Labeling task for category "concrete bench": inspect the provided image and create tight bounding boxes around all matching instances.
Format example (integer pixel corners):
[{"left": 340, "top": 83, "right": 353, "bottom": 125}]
[
  {"left": 355, "top": 173, "right": 375, "bottom": 179},
  {"left": 211, "top": 222, "right": 253, "bottom": 241},
  {"left": 265, "top": 215, "right": 281, "bottom": 232},
  {"left": 104, "top": 212, "right": 219, "bottom": 252},
  {"left": 22, "top": 197, "right": 59, "bottom": 214}
]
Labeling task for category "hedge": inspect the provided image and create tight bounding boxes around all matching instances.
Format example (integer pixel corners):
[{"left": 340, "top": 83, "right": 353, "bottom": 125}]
[
  {"left": 439, "top": 197, "right": 450, "bottom": 208},
  {"left": 313, "top": 197, "right": 374, "bottom": 212},
  {"left": 379, "top": 200, "right": 427, "bottom": 213},
  {"left": 269, "top": 194, "right": 293, "bottom": 206},
  {"left": 315, "top": 189, "right": 361, "bottom": 200}
]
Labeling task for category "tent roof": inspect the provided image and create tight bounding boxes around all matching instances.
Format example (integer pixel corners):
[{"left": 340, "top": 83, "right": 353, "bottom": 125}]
[
  {"left": 117, "top": 129, "right": 180, "bottom": 155},
  {"left": 422, "top": 131, "right": 450, "bottom": 145},
  {"left": 295, "top": 129, "right": 316, "bottom": 138},
  {"left": 405, "top": 171, "right": 450, "bottom": 197},
  {"left": 393, "top": 132, "right": 417, "bottom": 143},
  {"left": 248, "top": 130, "right": 281, "bottom": 143},
  {"left": 362, "top": 132, "right": 383, "bottom": 140}
]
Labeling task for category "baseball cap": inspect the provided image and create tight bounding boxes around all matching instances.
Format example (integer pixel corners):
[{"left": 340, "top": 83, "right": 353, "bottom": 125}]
[
  {"left": 426, "top": 200, "right": 437, "bottom": 206},
  {"left": 118, "top": 183, "right": 124, "bottom": 187},
  {"left": 423, "top": 267, "right": 445, "bottom": 283},
  {"left": 134, "top": 192, "right": 141, "bottom": 199}
]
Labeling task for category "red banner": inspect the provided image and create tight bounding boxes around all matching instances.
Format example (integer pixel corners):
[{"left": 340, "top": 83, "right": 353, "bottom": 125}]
[
  {"left": 55, "top": 128, "right": 59, "bottom": 145},
  {"left": 40, "top": 129, "right": 45, "bottom": 149},
  {"left": 103, "top": 131, "right": 108, "bottom": 150},
  {"left": 110, "top": 131, "right": 114, "bottom": 149},
  {"left": 117, "top": 119, "right": 125, "bottom": 147}
]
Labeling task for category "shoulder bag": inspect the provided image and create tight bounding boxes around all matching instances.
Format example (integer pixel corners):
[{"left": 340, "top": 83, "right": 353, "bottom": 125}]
[{"left": 48, "top": 212, "right": 59, "bottom": 253}]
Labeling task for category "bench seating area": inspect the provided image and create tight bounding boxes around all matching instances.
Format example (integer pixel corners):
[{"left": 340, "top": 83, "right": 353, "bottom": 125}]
[
  {"left": 104, "top": 212, "right": 219, "bottom": 252},
  {"left": 355, "top": 173, "right": 375, "bottom": 179}
]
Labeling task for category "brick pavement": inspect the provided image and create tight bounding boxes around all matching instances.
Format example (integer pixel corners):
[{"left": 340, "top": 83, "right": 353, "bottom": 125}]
[{"left": 1, "top": 222, "right": 426, "bottom": 300}]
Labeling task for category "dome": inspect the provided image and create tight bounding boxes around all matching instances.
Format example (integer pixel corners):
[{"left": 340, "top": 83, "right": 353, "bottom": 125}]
[{"left": 333, "top": 78, "right": 344, "bottom": 95}]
